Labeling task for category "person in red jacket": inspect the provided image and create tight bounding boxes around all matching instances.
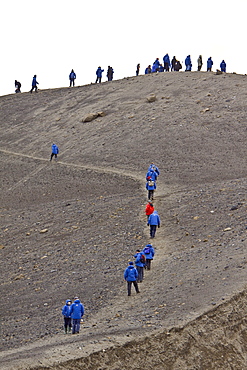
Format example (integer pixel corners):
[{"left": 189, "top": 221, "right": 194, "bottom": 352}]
[{"left": 145, "top": 200, "right": 154, "bottom": 221}]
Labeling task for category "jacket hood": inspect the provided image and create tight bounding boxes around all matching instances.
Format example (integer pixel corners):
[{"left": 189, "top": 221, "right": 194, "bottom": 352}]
[
  {"left": 146, "top": 244, "right": 152, "bottom": 247},
  {"left": 152, "top": 211, "right": 158, "bottom": 215},
  {"left": 128, "top": 265, "right": 135, "bottom": 270},
  {"left": 66, "top": 299, "right": 72, "bottom": 304},
  {"left": 74, "top": 299, "right": 80, "bottom": 304}
]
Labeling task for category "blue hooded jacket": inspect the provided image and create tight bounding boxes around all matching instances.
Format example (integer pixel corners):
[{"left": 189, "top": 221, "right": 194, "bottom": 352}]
[
  {"left": 148, "top": 211, "right": 160, "bottom": 226},
  {"left": 32, "top": 76, "right": 39, "bottom": 87},
  {"left": 185, "top": 55, "right": 192, "bottom": 69},
  {"left": 146, "top": 169, "right": 158, "bottom": 181},
  {"left": 62, "top": 299, "right": 72, "bottom": 318},
  {"left": 70, "top": 299, "right": 84, "bottom": 319},
  {"left": 96, "top": 67, "right": 104, "bottom": 77},
  {"left": 220, "top": 60, "right": 226, "bottom": 72},
  {"left": 163, "top": 54, "right": 171, "bottom": 66},
  {"left": 148, "top": 164, "right": 160, "bottom": 175},
  {"left": 124, "top": 264, "right": 138, "bottom": 281},
  {"left": 51, "top": 144, "right": 59, "bottom": 154},
  {"left": 134, "top": 252, "right": 145, "bottom": 267},
  {"left": 69, "top": 71, "right": 76, "bottom": 80},
  {"left": 146, "top": 180, "right": 156, "bottom": 191},
  {"left": 207, "top": 58, "right": 213, "bottom": 69},
  {"left": 143, "top": 244, "right": 155, "bottom": 260}
]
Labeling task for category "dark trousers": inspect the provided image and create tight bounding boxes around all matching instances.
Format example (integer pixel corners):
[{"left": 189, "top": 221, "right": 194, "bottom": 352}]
[
  {"left": 164, "top": 63, "right": 170, "bottom": 72},
  {"left": 50, "top": 153, "right": 57, "bottom": 161},
  {"left": 150, "top": 225, "right": 157, "bottom": 238},
  {"left": 72, "top": 318, "right": 81, "bottom": 334},
  {"left": 64, "top": 317, "right": 72, "bottom": 332},
  {"left": 148, "top": 190, "right": 154, "bottom": 200},
  {"left": 127, "top": 281, "right": 139, "bottom": 296},
  {"left": 136, "top": 266, "right": 144, "bottom": 282},
  {"left": 146, "top": 259, "right": 152, "bottom": 270},
  {"left": 70, "top": 79, "right": 75, "bottom": 87},
  {"left": 30, "top": 85, "right": 38, "bottom": 93},
  {"left": 96, "top": 77, "right": 102, "bottom": 83}
]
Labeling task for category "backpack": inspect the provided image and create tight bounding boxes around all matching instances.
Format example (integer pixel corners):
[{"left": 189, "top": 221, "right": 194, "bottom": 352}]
[
  {"left": 144, "top": 246, "right": 151, "bottom": 254},
  {"left": 140, "top": 254, "right": 146, "bottom": 264}
]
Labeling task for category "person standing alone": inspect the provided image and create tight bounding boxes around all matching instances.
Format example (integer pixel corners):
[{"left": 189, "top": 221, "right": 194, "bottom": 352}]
[
  {"left": 69, "top": 69, "right": 76, "bottom": 87},
  {"left": 50, "top": 143, "right": 59, "bottom": 161}
]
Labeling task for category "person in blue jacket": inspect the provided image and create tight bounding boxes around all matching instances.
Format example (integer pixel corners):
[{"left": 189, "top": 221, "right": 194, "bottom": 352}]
[
  {"left": 96, "top": 66, "right": 104, "bottom": 83},
  {"left": 145, "top": 65, "right": 151, "bottom": 74},
  {"left": 146, "top": 167, "right": 158, "bottom": 182},
  {"left": 220, "top": 60, "right": 226, "bottom": 72},
  {"left": 152, "top": 58, "right": 160, "bottom": 72},
  {"left": 159, "top": 64, "right": 164, "bottom": 72},
  {"left": 134, "top": 249, "right": 145, "bottom": 283},
  {"left": 69, "top": 69, "right": 76, "bottom": 87},
  {"left": 146, "top": 177, "right": 156, "bottom": 200},
  {"left": 148, "top": 210, "right": 160, "bottom": 238},
  {"left": 62, "top": 299, "right": 72, "bottom": 334},
  {"left": 124, "top": 261, "right": 140, "bottom": 296},
  {"left": 185, "top": 55, "right": 192, "bottom": 71},
  {"left": 148, "top": 163, "right": 160, "bottom": 176},
  {"left": 50, "top": 143, "right": 59, "bottom": 161},
  {"left": 70, "top": 297, "right": 84, "bottom": 334},
  {"left": 30, "top": 75, "right": 39, "bottom": 93},
  {"left": 163, "top": 53, "right": 171, "bottom": 72},
  {"left": 142, "top": 244, "right": 155, "bottom": 270},
  {"left": 207, "top": 57, "right": 213, "bottom": 71}
]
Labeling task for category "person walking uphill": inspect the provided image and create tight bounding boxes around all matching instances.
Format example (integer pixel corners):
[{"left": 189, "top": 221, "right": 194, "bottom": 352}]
[
  {"left": 70, "top": 298, "right": 84, "bottom": 334},
  {"left": 69, "top": 69, "right": 76, "bottom": 87},
  {"left": 143, "top": 243, "right": 155, "bottom": 270},
  {"left": 96, "top": 67, "right": 104, "bottom": 83},
  {"left": 134, "top": 249, "right": 146, "bottom": 283},
  {"left": 30, "top": 75, "right": 39, "bottom": 93},
  {"left": 62, "top": 299, "right": 72, "bottom": 334},
  {"left": 50, "top": 143, "right": 59, "bottom": 161},
  {"left": 148, "top": 210, "right": 160, "bottom": 238},
  {"left": 145, "top": 200, "right": 154, "bottom": 221},
  {"left": 146, "top": 177, "right": 156, "bottom": 200},
  {"left": 124, "top": 262, "right": 140, "bottom": 296}
]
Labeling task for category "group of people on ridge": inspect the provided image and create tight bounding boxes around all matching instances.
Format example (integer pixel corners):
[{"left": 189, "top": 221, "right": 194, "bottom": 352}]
[
  {"left": 124, "top": 163, "right": 161, "bottom": 296},
  {"left": 142, "top": 54, "right": 226, "bottom": 74},
  {"left": 14, "top": 53, "right": 227, "bottom": 94}
]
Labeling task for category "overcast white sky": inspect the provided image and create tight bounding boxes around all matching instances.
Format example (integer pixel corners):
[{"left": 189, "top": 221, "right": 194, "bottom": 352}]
[{"left": 1, "top": 0, "right": 246, "bottom": 96}]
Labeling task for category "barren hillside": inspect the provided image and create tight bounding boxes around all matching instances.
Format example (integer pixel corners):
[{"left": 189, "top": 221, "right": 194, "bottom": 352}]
[{"left": 0, "top": 71, "right": 246, "bottom": 369}]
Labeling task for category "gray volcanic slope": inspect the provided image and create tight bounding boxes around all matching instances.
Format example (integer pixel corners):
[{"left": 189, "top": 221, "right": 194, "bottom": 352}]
[{"left": 0, "top": 71, "right": 246, "bottom": 369}]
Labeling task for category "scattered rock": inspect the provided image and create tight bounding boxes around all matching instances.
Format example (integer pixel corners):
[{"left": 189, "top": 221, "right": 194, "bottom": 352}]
[
  {"left": 82, "top": 111, "right": 106, "bottom": 122},
  {"left": 215, "top": 70, "right": 223, "bottom": 75},
  {"left": 146, "top": 94, "right": 157, "bottom": 103},
  {"left": 224, "top": 227, "right": 232, "bottom": 232},
  {"left": 201, "top": 108, "right": 210, "bottom": 113},
  {"left": 40, "top": 229, "right": 48, "bottom": 233}
]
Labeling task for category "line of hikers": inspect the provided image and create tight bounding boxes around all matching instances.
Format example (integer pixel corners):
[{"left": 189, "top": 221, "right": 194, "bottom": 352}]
[
  {"left": 124, "top": 163, "right": 161, "bottom": 296},
  {"left": 142, "top": 55, "right": 226, "bottom": 74}
]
